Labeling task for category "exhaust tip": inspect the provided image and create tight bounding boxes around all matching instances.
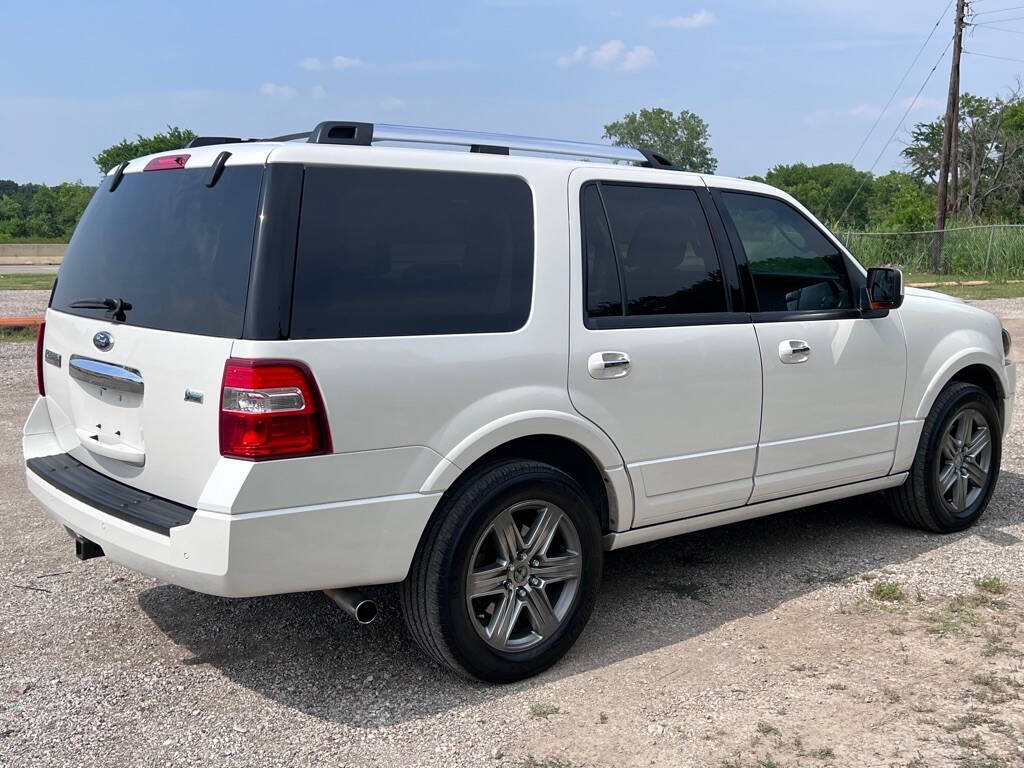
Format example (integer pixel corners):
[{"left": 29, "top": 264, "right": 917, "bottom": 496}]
[
  {"left": 324, "top": 588, "right": 379, "bottom": 625},
  {"left": 354, "top": 599, "right": 378, "bottom": 625}
]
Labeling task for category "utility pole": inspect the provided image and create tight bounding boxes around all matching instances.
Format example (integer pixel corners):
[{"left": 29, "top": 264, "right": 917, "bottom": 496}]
[{"left": 932, "top": 0, "right": 967, "bottom": 272}]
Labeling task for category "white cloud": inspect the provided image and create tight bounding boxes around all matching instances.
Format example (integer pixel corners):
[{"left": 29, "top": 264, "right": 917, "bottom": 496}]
[
  {"left": 311, "top": 85, "right": 326, "bottom": 99},
  {"left": 380, "top": 96, "right": 407, "bottom": 110},
  {"left": 652, "top": 10, "right": 716, "bottom": 29},
  {"left": 556, "top": 45, "right": 588, "bottom": 68},
  {"left": 299, "top": 56, "right": 324, "bottom": 71},
  {"left": 848, "top": 103, "right": 882, "bottom": 119},
  {"left": 590, "top": 39, "right": 626, "bottom": 68},
  {"left": 259, "top": 83, "right": 297, "bottom": 98},
  {"left": 847, "top": 95, "right": 945, "bottom": 120},
  {"left": 621, "top": 45, "right": 655, "bottom": 71},
  {"left": 905, "top": 95, "right": 945, "bottom": 112},
  {"left": 557, "top": 40, "right": 654, "bottom": 71},
  {"left": 332, "top": 55, "right": 362, "bottom": 69}
]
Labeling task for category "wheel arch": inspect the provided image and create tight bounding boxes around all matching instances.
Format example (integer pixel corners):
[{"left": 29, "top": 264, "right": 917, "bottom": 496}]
[
  {"left": 914, "top": 350, "right": 1006, "bottom": 424},
  {"left": 420, "top": 411, "right": 634, "bottom": 532}
]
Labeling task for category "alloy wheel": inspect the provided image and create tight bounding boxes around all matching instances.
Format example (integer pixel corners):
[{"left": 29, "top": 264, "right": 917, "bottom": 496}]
[
  {"left": 936, "top": 407, "right": 992, "bottom": 514},
  {"left": 465, "top": 500, "right": 583, "bottom": 652}
]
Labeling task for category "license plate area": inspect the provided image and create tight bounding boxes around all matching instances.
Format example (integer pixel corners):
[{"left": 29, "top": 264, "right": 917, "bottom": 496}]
[{"left": 68, "top": 355, "right": 145, "bottom": 461}]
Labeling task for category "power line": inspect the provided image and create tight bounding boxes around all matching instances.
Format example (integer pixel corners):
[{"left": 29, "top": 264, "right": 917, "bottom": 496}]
[
  {"left": 971, "top": 13, "right": 1024, "bottom": 20},
  {"left": 972, "top": 23, "right": 1024, "bottom": 32},
  {"left": 820, "top": 0, "right": 956, "bottom": 220},
  {"left": 971, "top": 3, "right": 1024, "bottom": 14},
  {"left": 846, "top": 0, "right": 956, "bottom": 168},
  {"left": 838, "top": 34, "right": 957, "bottom": 225},
  {"left": 964, "top": 48, "right": 1024, "bottom": 62}
]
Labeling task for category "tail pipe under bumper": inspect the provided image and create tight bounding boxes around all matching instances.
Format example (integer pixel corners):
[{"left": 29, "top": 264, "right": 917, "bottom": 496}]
[{"left": 323, "top": 588, "right": 378, "bottom": 625}]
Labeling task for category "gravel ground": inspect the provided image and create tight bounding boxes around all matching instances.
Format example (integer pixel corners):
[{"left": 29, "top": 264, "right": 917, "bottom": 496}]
[
  {"left": 1, "top": 298, "right": 1022, "bottom": 768},
  {"left": 0, "top": 290, "right": 48, "bottom": 318}
]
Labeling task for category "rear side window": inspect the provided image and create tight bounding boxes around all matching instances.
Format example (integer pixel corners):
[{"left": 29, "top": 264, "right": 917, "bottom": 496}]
[
  {"left": 719, "top": 192, "right": 853, "bottom": 312},
  {"left": 52, "top": 166, "right": 264, "bottom": 337},
  {"left": 290, "top": 167, "right": 534, "bottom": 338},
  {"left": 582, "top": 182, "right": 728, "bottom": 320}
]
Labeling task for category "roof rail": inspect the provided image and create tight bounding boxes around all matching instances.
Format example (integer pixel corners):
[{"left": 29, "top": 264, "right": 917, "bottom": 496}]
[{"left": 186, "top": 122, "right": 681, "bottom": 169}]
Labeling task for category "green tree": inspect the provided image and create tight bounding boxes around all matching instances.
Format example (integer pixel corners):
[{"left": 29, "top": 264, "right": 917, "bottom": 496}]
[
  {"left": 868, "top": 171, "right": 934, "bottom": 232},
  {"left": 603, "top": 108, "right": 717, "bottom": 173},
  {"left": 93, "top": 126, "right": 196, "bottom": 175},
  {"left": 761, "top": 163, "right": 874, "bottom": 229},
  {"left": 902, "top": 90, "right": 1024, "bottom": 222}
]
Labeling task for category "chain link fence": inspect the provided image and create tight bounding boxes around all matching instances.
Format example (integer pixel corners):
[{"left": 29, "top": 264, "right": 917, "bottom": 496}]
[{"left": 838, "top": 224, "right": 1024, "bottom": 279}]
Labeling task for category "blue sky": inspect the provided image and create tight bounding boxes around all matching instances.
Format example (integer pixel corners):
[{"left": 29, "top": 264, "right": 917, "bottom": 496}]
[{"left": 2, "top": 0, "right": 1023, "bottom": 184}]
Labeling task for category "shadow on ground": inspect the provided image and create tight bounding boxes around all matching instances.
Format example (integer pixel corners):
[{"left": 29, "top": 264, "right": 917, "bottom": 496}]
[{"left": 138, "top": 470, "right": 1024, "bottom": 728}]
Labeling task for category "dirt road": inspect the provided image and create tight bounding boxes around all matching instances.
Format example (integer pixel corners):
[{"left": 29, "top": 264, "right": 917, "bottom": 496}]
[{"left": 1, "top": 298, "right": 1022, "bottom": 767}]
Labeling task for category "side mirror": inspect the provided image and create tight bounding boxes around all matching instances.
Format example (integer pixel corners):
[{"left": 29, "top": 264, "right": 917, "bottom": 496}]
[{"left": 865, "top": 267, "right": 904, "bottom": 313}]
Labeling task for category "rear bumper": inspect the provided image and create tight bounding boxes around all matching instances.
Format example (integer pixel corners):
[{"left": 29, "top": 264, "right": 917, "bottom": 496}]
[{"left": 26, "top": 466, "right": 439, "bottom": 597}]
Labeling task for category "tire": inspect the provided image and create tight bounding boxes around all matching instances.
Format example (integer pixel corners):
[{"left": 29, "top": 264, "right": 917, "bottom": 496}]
[
  {"left": 887, "top": 382, "right": 1001, "bottom": 533},
  {"left": 399, "top": 460, "right": 603, "bottom": 683}
]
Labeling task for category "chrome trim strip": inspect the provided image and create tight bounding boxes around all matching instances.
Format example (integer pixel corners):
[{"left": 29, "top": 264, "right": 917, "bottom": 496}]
[{"left": 68, "top": 355, "right": 144, "bottom": 395}]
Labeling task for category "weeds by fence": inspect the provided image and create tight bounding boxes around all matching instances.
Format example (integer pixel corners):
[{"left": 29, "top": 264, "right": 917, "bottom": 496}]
[{"left": 838, "top": 224, "right": 1024, "bottom": 279}]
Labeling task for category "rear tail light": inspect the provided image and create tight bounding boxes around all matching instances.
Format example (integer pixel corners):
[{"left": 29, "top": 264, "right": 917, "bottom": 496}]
[
  {"left": 219, "top": 358, "right": 331, "bottom": 460},
  {"left": 35, "top": 321, "right": 45, "bottom": 396},
  {"left": 143, "top": 154, "right": 190, "bottom": 171}
]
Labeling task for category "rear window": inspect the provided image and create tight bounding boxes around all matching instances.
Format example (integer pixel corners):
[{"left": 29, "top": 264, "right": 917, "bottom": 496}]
[
  {"left": 290, "top": 166, "right": 534, "bottom": 338},
  {"left": 51, "top": 166, "right": 263, "bottom": 338}
]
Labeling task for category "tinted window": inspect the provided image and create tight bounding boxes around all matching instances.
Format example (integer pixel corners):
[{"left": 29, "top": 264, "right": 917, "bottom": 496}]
[
  {"left": 291, "top": 167, "right": 533, "bottom": 338},
  {"left": 582, "top": 185, "right": 622, "bottom": 317},
  {"left": 583, "top": 183, "right": 727, "bottom": 318},
  {"left": 720, "top": 192, "right": 853, "bottom": 312},
  {"left": 52, "top": 166, "right": 263, "bottom": 337}
]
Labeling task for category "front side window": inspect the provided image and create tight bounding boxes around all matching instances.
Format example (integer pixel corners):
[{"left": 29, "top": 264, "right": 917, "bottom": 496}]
[
  {"left": 719, "top": 192, "right": 853, "bottom": 312},
  {"left": 291, "top": 167, "right": 534, "bottom": 338},
  {"left": 582, "top": 183, "right": 728, "bottom": 320}
]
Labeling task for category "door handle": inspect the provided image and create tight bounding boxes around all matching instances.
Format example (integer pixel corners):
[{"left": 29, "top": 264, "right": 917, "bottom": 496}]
[
  {"left": 588, "top": 351, "right": 631, "bottom": 379},
  {"left": 779, "top": 340, "right": 811, "bottom": 364}
]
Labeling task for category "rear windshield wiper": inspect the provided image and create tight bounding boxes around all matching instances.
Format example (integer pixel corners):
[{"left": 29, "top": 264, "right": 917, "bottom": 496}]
[{"left": 69, "top": 297, "right": 133, "bottom": 322}]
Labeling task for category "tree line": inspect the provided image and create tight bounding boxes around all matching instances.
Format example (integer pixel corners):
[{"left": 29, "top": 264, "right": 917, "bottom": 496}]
[{"left": 2, "top": 92, "right": 1021, "bottom": 243}]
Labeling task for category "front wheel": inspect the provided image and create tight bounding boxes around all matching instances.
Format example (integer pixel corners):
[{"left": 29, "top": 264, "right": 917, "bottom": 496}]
[
  {"left": 887, "top": 381, "right": 1002, "bottom": 533},
  {"left": 400, "top": 460, "right": 603, "bottom": 682}
]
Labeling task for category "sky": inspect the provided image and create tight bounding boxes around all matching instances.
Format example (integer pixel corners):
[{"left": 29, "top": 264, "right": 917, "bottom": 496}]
[{"left": 2, "top": 0, "right": 1023, "bottom": 185}]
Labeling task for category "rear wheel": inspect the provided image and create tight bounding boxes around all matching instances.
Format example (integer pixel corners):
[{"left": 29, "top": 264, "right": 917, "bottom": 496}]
[
  {"left": 400, "top": 460, "right": 602, "bottom": 682},
  {"left": 887, "top": 382, "right": 1001, "bottom": 533}
]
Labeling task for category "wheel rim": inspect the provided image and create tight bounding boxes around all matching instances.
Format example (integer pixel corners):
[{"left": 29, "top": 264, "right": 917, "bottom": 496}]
[
  {"left": 465, "top": 500, "right": 583, "bottom": 652},
  {"left": 936, "top": 407, "right": 992, "bottom": 515}
]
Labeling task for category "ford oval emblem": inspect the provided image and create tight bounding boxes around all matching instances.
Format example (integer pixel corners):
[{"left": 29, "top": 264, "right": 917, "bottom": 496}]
[{"left": 93, "top": 331, "right": 113, "bottom": 351}]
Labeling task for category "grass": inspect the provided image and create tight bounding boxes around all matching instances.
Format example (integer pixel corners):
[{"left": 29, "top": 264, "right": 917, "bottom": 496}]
[
  {"left": 756, "top": 721, "right": 780, "bottom": 737},
  {"left": 870, "top": 581, "right": 905, "bottom": 602},
  {"left": 974, "top": 576, "right": 1009, "bottom": 596},
  {"left": 520, "top": 758, "right": 576, "bottom": 768},
  {"left": 529, "top": 703, "right": 561, "bottom": 720},
  {"left": 925, "top": 597, "right": 981, "bottom": 636},
  {"left": 807, "top": 746, "right": 836, "bottom": 759},
  {"left": 0, "top": 235, "right": 67, "bottom": 244},
  {"left": 0, "top": 272, "right": 56, "bottom": 290},
  {"left": 900, "top": 271, "right": 1024, "bottom": 300},
  {"left": 0, "top": 326, "right": 39, "bottom": 342}
]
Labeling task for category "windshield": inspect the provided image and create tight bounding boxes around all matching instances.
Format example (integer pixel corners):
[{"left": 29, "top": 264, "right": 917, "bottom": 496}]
[{"left": 51, "top": 165, "right": 264, "bottom": 337}]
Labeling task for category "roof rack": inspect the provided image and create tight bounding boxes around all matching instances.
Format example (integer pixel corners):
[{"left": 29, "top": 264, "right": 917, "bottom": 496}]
[{"left": 187, "top": 121, "right": 680, "bottom": 169}]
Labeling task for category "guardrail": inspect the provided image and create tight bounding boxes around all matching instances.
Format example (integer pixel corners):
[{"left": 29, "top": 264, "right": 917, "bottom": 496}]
[{"left": 0, "top": 244, "right": 67, "bottom": 264}]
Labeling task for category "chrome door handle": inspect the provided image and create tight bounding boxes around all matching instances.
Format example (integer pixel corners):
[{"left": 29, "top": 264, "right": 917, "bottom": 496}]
[
  {"left": 588, "top": 351, "right": 631, "bottom": 379},
  {"left": 779, "top": 340, "right": 811, "bottom": 364}
]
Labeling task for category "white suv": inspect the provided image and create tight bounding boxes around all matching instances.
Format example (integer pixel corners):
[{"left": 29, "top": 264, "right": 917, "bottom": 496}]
[{"left": 24, "top": 121, "right": 1016, "bottom": 682}]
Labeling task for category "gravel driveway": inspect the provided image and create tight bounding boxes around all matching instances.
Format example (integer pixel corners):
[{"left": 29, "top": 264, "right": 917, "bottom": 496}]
[{"left": 1, "top": 298, "right": 1022, "bottom": 768}]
